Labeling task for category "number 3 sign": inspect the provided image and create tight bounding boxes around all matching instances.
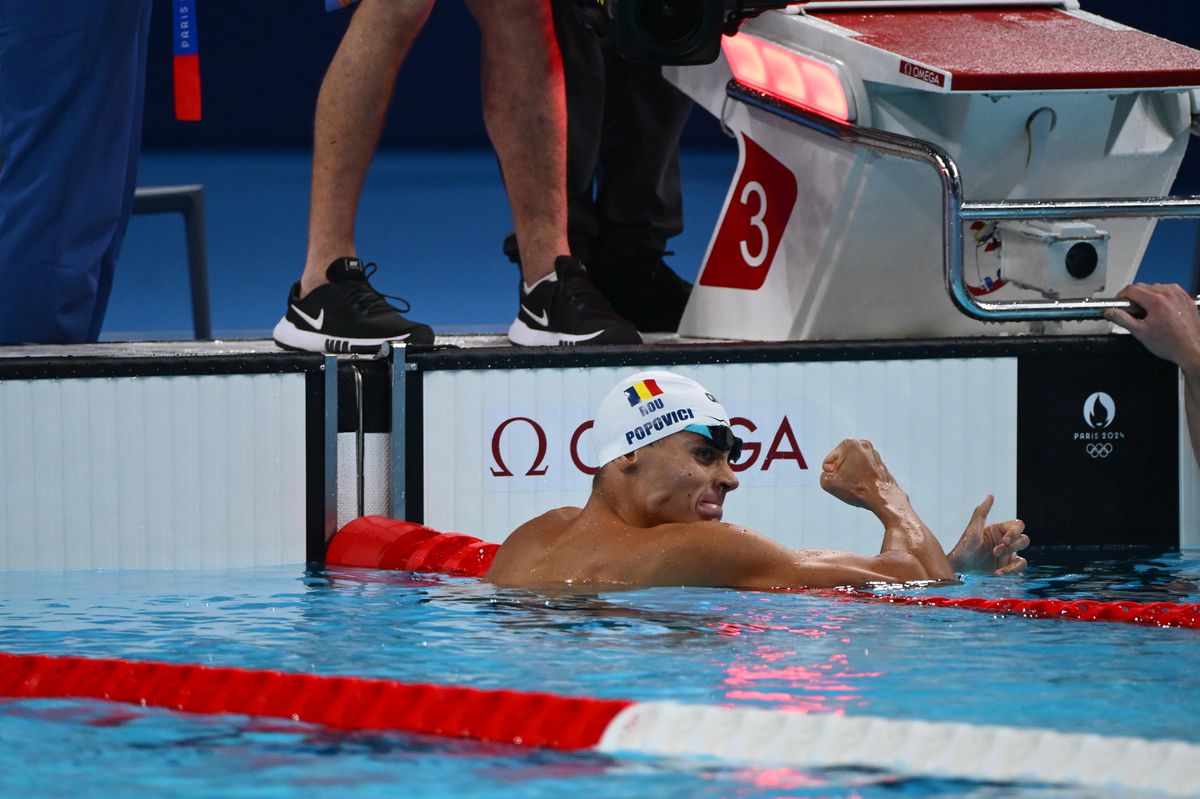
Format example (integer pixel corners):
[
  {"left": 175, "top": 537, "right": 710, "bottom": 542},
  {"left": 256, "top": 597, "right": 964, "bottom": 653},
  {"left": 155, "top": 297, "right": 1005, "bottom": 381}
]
[{"left": 700, "top": 135, "right": 798, "bottom": 290}]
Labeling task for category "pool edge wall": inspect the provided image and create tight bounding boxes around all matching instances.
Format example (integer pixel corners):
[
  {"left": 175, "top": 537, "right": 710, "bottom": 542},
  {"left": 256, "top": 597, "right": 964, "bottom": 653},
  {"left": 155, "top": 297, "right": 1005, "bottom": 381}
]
[
  {"left": 0, "top": 346, "right": 335, "bottom": 570},
  {"left": 0, "top": 336, "right": 1191, "bottom": 569}
]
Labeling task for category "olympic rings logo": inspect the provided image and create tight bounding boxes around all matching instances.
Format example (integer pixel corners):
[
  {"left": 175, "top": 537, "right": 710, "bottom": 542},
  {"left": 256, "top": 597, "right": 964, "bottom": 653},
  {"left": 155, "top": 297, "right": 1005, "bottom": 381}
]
[{"left": 1086, "top": 443, "right": 1113, "bottom": 458}]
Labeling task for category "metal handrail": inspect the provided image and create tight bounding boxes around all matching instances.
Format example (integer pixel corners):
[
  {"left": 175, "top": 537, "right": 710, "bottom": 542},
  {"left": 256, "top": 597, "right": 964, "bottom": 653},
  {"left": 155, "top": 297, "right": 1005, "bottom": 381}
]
[{"left": 727, "top": 82, "right": 1200, "bottom": 322}]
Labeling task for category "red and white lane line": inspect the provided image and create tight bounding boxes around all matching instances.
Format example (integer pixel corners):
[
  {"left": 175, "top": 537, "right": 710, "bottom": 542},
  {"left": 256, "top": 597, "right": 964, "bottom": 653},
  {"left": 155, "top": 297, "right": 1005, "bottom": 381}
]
[{"left": 2, "top": 651, "right": 1198, "bottom": 797}]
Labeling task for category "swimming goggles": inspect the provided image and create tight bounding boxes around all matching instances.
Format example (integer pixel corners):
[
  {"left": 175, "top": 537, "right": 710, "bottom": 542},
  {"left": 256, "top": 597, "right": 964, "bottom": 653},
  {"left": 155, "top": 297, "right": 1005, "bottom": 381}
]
[{"left": 683, "top": 424, "right": 744, "bottom": 464}]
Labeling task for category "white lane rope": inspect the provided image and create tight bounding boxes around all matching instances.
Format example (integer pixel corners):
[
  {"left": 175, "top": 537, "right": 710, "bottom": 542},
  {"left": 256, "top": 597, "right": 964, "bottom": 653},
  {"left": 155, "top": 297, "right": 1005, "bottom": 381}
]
[{"left": 598, "top": 702, "right": 1200, "bottom": 797}]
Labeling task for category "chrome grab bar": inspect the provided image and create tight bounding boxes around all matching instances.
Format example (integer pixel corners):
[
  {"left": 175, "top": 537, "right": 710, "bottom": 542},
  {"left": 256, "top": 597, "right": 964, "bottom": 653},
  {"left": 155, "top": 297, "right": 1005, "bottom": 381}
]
[{"left": 727, "top": 82, "right": 1200, "bottom": 322}]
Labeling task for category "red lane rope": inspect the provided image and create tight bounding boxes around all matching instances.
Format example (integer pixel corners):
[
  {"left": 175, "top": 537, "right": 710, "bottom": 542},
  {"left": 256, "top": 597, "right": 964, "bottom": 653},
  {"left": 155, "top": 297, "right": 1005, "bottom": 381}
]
[
  {"left": 827, "top": 589, "right": 1200, "bottom": 629},
  {"left": 327, "top": 517, "right": 1200, "bottom": 629},
  {"left": 326, "top": 517, "right": 498, "bottom": 577},
  {"left": 0, "top": 652, "right": 628, "bottom": 748}
]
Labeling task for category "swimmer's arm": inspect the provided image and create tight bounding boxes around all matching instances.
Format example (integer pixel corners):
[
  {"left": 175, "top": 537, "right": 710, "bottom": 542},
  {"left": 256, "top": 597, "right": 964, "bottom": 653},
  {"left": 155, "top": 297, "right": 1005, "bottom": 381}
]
[
  {"left": 665, "top": 524, "right": 955, "bottom": 589},
  {"left": 869, "top": 483, "right": 957, "bottom": 582},
  {"left": 782, "top": 546, "right": 953, "bottom": 589},
  {"left": 816, "top": 439, "right": 955, "bottom": 582}
]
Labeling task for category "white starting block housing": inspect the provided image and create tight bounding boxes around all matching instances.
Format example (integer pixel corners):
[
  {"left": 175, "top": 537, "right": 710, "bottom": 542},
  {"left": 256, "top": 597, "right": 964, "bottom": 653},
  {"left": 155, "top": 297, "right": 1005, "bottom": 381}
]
[{"left": 670, "top": 0, "right": 1200, "bottom": 340}]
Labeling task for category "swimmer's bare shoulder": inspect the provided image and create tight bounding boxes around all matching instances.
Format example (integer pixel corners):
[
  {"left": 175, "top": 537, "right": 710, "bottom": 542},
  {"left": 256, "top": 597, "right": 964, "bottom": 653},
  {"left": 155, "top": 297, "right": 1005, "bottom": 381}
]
[
  {"left": 642, "top": 520, "right": 798, "bottom": 587},
  {"left": 484, "top": 506, "right": 581, "bottom": 583}
]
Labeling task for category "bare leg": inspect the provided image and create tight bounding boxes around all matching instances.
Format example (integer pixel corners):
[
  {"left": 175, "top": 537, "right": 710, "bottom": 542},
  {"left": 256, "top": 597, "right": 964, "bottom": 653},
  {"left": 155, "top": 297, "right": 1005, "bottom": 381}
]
[
  {"left": 465, "top": 0, "right": 569, "bottom": 284},
  {"left": 300, "top": 0, "right": 435, "bottom": 298}
]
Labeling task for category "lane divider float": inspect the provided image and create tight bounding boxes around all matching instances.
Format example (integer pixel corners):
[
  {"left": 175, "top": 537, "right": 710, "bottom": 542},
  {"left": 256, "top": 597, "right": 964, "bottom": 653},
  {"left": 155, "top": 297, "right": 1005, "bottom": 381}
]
[
  {"left": 1, "top": 651, "right": 1197, "bottom": 797},
  {"left": 825, "top": 587, "right": 1200, "bottom": 629},
  {"left": 327, "top": 516, "right": 1200, "bottom": 629}
]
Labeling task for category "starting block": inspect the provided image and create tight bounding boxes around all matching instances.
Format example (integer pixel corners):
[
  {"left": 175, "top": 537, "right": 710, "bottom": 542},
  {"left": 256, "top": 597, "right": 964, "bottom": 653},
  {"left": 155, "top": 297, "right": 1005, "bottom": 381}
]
[{"left": 669, "top": 0, "right": 1200, "bottom": 340}]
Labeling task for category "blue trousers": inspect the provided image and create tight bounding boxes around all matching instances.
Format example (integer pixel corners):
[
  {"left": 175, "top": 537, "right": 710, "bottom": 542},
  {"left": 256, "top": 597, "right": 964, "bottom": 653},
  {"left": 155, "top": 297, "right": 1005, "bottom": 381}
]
[{"left": 0, "top": 0, "right": 152, "bottom": 344}]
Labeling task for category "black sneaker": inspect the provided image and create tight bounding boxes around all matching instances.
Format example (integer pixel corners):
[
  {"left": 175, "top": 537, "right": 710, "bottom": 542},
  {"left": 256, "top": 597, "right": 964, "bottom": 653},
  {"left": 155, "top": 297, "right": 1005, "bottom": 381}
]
[
  {"left": 507, "top": 256, "right": 642, "bottom": 346},
  {"left": 590, "top": 245, "right": 693, "bottom": 333},
  {"left": 273, "top": 257, "right": 434, "bottom": 353}
]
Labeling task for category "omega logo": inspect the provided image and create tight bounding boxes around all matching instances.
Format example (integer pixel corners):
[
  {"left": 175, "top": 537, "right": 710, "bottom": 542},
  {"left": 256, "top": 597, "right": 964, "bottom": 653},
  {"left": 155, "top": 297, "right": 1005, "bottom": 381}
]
[
  {"left": 899, "top": 59, "right": 945, "bottom": 87},
  {"left": 489, "top": 417, "right": 553, "bottom": 477},
  {"left": 488, "top": 416, "right": 809, "bottom": 478}
]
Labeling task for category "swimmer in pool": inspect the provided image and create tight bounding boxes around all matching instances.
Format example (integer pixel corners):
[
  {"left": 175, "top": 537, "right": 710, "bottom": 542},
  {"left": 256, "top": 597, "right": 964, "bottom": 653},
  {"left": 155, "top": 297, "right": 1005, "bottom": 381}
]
[{"left": 486, "top": 370, "right": 1029, "bottom": 590}]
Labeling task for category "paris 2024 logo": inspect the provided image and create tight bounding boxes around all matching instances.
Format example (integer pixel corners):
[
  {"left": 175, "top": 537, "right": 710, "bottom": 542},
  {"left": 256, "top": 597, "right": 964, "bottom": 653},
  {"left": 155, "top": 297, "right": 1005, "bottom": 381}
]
[{"left": 1076, "top": 392, "right": 1123, "bottom": 458}]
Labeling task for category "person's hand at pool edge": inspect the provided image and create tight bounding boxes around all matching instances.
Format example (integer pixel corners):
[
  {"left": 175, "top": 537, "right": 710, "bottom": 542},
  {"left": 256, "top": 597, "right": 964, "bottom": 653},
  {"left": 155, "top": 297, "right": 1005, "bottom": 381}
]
[
  {"left": 947, "top": 495, "right": 1029, "bottom": 575},
  {"left": 1104, "top": 282, "right": 1200, "bottom": 469},
  {"left": 1104, "top": 283, "right": 1200, "bottom": 375}
]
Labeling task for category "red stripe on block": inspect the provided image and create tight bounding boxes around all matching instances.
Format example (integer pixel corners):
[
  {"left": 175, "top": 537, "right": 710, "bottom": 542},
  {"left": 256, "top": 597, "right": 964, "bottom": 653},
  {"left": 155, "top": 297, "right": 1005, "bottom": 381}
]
[
  {"left": 173, "top": 54, "right": 202, "bottom": 121},
  {"left": 0, "top": 652, "right": 631, "bottom": 749}
]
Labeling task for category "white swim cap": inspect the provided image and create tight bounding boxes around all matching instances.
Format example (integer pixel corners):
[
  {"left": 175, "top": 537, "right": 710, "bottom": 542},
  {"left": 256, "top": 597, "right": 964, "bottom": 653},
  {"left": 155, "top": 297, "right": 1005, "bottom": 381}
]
[{"left": 593, "top": 370, "right": 735, "bottom": 467}]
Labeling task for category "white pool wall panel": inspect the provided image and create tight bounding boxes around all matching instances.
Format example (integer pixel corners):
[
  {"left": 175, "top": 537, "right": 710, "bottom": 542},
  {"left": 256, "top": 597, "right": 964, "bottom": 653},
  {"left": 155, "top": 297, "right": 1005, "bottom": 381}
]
[{"left": 0, "top": 373, "right": 308, "bottom": 570}]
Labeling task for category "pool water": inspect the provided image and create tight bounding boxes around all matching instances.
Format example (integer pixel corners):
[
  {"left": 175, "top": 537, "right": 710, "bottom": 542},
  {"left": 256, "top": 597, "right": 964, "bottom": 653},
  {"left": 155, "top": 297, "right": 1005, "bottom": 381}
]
[{"left": 1, "top": 553, "right": 1197, "bottom": 798}]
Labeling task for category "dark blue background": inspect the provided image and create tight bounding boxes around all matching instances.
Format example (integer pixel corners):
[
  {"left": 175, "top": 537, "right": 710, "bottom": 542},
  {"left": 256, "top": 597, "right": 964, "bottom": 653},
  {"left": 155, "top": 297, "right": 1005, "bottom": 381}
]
[{"left": 140, "top": 0, "right": 1199, "bottom": 188}]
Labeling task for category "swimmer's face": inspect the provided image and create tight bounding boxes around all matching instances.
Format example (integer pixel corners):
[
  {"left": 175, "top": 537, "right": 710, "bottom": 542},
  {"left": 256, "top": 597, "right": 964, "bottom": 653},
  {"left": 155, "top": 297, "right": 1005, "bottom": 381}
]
[{"left": 634, "top": 430, "right": 740, "bottom": 524}]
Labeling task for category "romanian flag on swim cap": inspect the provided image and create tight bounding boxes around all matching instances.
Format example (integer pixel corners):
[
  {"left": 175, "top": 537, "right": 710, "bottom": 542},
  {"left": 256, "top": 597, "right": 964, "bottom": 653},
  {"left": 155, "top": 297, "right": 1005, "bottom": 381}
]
[{"left": 624, "top": 379, "right": 663, "bottom": 406}]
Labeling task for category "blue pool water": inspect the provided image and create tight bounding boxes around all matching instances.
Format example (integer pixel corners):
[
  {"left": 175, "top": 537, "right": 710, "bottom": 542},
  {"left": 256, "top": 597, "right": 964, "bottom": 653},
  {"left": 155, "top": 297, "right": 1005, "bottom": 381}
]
[{"left": 1, "top": 554, "right": 1197, "bottom": 798}]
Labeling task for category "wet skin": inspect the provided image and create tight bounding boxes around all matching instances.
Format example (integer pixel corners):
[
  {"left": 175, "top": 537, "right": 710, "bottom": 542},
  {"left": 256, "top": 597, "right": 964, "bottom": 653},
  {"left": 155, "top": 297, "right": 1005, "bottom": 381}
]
[{"left": 614, "top": 432, "right": 739, "bottom": 525}]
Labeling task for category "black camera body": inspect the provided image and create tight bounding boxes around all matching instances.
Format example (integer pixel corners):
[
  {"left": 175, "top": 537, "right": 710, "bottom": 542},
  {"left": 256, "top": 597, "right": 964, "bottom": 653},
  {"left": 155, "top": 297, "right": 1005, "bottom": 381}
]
[{"left": 576, "top": 0, "right": 791, "bottom": 66}]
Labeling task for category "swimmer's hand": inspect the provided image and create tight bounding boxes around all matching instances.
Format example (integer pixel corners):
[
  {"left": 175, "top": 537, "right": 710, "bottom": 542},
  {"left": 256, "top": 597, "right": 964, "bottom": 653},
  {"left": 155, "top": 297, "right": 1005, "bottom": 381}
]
[
  {"left": 948, "top": 495, "right": 1029, "bottom": 575},
  {"left": 819, "top": 439, "right": 899, "bottom": 511}
]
